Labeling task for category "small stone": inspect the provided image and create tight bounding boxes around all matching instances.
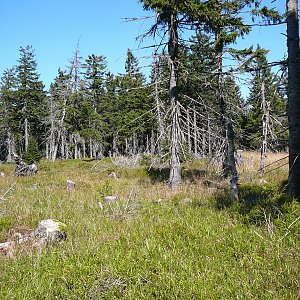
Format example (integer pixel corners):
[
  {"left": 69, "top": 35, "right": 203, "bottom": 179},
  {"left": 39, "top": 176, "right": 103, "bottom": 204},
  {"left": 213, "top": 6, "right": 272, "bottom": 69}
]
[
  {"left": 153, "top": 198, "right": 163, "bottom": 203},
  {"left": 108, "top": 172, "right": 119, "bottom": 179},
  {"left": 66, "top": 180, "right": 76, "bottom": 191},
  {"left": 104, "top": 196, "right": 118, "bottom": 203},
  {"left": 0, "top": 172, "right": 5, "bottom": 178}
]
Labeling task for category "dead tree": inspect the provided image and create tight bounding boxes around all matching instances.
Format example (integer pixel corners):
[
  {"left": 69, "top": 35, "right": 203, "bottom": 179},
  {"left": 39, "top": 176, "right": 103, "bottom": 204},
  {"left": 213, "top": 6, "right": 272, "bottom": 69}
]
[
  {"left": 226, "top": 122, "right": 239, "bottom": 200},
  {"left": 216, "top": 34, "right": 239, "bottom": 200},
  {"left": 260, "top": 81, "right": 270, "bottom": 173},
  {"left": 14, "top": 156, "right": 38, "bottom": 176},
  {"left": 153, "top": 52, "right": 165, "bottom": 154},
  {"left": 168, "top": 13, "right": 182, "bottom": 190}
]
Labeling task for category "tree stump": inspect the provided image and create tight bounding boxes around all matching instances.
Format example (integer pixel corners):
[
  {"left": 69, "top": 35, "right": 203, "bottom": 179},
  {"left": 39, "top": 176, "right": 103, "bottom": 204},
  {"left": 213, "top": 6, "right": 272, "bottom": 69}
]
[{"left": 14, "top": 156, "right": 38, "bottom": 176}]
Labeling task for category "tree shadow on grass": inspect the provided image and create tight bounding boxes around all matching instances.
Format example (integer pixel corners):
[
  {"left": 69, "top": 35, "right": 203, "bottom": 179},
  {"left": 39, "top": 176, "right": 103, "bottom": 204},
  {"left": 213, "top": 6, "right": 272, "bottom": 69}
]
[
  {"left": 215, "top": 182, "right": 291, "bottom": 225},
  {"left": 146, "top": 167, "right": 206, "bottom": 183}
]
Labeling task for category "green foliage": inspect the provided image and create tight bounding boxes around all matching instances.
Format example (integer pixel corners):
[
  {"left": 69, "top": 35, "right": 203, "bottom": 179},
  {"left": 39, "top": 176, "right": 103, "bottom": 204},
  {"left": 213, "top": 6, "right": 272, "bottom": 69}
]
[
  {"left": 242, "top": 46, "right": 287, "bottom": 150},
  {"left": 23, "top": 137, "right": 42, "bottom": 164},
  {"left": 15, "top": 45, "right": 47, "bottom": 153}
]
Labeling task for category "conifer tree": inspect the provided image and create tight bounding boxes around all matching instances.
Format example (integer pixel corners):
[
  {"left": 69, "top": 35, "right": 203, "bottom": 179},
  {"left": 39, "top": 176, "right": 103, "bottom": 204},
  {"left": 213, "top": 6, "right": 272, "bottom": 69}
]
[
  {"left": 115, "top": 49, "right": 153, "bottom": 155},
  {"left": 81, "top": 54, "right": 108, "bottom": 157},
  {"left": 15, "top": 45, "right": 46, "bottom": 155},
  {"left": 243, "top": 46, "right": 287, "bottom": 151},
  {"left": 0, "top": 68, "right": 17, "bottom": 161}
]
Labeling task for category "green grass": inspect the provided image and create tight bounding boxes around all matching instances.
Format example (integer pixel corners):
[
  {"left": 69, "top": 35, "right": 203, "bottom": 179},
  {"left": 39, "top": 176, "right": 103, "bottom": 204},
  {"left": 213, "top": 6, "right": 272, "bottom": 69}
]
[{"left": 0, "top": 157, "right": 299, "bottom": 299}]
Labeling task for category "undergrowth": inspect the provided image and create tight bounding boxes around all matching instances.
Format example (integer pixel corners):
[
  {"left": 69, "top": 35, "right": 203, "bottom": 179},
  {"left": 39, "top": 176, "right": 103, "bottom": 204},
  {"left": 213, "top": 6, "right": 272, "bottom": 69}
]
[{"left": 0, "top": 154, "right": 299, "bottom": 299}]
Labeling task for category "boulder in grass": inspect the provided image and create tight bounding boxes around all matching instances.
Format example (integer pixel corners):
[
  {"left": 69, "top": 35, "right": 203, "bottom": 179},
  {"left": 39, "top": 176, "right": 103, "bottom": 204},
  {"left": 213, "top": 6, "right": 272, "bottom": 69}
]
[
  {"left": 33, "top": 219, "right": 67, "bottom": 244},
  {"left": 0, "top": 219, "right": 67, "bottom": 258}
]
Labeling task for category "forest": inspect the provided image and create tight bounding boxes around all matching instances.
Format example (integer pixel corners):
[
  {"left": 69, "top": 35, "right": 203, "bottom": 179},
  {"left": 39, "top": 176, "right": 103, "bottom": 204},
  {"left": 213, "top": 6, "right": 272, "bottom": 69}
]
[
  {"left": 0, "top": 0, "right": 300, "bottom": 298},
  {"left": 0, "top": 1, "right": 290, "bottom": 191}
]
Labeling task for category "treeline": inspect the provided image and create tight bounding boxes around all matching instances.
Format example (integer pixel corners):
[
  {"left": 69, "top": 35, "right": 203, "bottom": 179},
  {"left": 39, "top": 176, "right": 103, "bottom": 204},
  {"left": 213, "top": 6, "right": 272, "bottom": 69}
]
[{"left": 0, "top": 15, "right": 287, "bottom": 164}]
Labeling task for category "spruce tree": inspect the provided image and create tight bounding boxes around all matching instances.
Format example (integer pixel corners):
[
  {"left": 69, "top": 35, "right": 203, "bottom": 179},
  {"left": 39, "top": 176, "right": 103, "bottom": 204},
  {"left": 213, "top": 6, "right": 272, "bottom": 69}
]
[
  {"left": 243, "top": 46, "right": 287, "bottom": 151},
  {"left": 115, "top": 49, "right": 154, "bottom": 155},
  {"left": 0, "top": 68, "right": 18, "bottom": 161},
  {"left": 15, "top": 45, "right": 47, "bottom": 155}
]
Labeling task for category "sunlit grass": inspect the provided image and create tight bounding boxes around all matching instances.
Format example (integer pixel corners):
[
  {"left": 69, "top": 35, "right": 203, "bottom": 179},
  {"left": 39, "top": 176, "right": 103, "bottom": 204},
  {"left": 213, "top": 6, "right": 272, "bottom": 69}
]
[{"left": 0, "top": 153, "right": 298, "bottom": 299}]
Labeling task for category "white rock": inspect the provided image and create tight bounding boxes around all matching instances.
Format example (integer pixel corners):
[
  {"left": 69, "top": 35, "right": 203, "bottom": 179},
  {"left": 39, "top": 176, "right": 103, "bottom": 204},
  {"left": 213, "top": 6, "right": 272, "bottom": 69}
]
[
  {"left": 104, "top": 196, "right": 118, "bottom": 203},
  {"left": 34, "top": 219, "right": 67, "bottom": 243}
]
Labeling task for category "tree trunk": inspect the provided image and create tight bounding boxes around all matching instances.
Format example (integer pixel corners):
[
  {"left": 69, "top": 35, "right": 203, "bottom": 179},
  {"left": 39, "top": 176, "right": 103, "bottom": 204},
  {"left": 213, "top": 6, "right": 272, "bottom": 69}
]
[
  {"left": 208, "top": 117, "right": 212, "bottom": 158},
  {"left": 216, "top": 33, "right": 239, "bottom": 199},
  {"left": 227, "top": 121, "right": 239, "bottom": 200},
  {"left": 24, "top": 117, "right": 29, "bottom": 152},
  {"left": 287, "top": 0, "right": 300, "bottom": 198},
  {"left": 6, "top": 128, "right": 16, "bottom": 163},
  {"left": 187, "top": 109, "right": 192, "bottom": 155},
  {"left": 260, "top": 81, "right": 269, "bottom": 173},
  {"left": 168, "top": 13, "right": 181, "bottom": 190},
  {"left": 153, "top": 52, "right": 165, "bottom": 154},
  {"left": 193, "top": 109, "right": 198, "bottom": 157}
]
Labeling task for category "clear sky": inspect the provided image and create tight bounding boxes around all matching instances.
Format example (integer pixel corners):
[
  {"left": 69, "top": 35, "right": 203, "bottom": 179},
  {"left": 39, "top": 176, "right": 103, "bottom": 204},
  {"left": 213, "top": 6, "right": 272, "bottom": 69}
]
[{"left": 0, "top": 0, "right": 287, "bottom": 91}]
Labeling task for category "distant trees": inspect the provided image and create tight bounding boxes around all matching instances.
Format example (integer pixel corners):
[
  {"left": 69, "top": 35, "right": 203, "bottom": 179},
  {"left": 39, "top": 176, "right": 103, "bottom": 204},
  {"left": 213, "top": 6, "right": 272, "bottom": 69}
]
[
  {"left": 137, "top": 0, "right": 283, "bottom": 196},
  {"left": 0, "top": 46, "right": 46, "bottom": 161},
  {"left": 44, "top": 47, "right": 156, "bottom": 160},
  {"left": 242, "top": 46, "right": 287, "bottom": 154},
  {"left": 0, "top": 0, "right": 290, "bottom": 198}
]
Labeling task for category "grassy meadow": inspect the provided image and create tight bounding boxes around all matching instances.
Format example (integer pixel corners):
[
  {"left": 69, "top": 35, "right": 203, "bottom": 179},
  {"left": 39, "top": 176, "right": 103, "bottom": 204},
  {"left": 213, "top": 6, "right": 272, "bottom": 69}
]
[{"left": 0, "top": 152, "right": 299, "bottom": 299}]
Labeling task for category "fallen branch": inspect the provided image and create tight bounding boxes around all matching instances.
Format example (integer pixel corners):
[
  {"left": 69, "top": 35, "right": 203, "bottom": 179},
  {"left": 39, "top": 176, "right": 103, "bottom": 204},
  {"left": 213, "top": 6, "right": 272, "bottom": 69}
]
[
  {"left": 279, "top": 215, "right": 300, "bottom": 241},
  {"left": 0, "top": 182, "right": 16, "bottom": 200}
]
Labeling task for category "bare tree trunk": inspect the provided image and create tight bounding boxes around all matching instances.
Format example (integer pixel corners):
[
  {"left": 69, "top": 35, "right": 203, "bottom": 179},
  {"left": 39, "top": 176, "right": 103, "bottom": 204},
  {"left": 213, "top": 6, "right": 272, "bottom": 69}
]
[
  {"left": 24, "top": 117, "right": 29, "bottom": 152},
  {"left": 260, "top": 81, "right": 269, "bottom": 173},
  {"left": 227, "top": 122, "right": 239, "bottom": 200},
  {"left": 208, "top": 117, "right": 212, "bottom": 158},
  {"left": 6, "top": 129, "right": 16, "bottom": 163},
  {"left": 193, "top": 109, "right": 197, "bottom": 157},
  {"left": 168, "top": 13, "right": 181, "bottom": 190},
  {"left": 112, "top": 134, "right": 118, "bottom": 157},
  {"left": 82, "top": 139, "right": 86, "bottom": 158},
  {"left": 287, "top": 0, "right": 300, "bottom": 198},
  {"left": 89, "top": 138, "right": 93, "bottom": 158},
  {"left": 153, "top": 52, "right": 165, "bottom": 152},
  {"left": 187, "top": 109, "right": 192, "bottom": 155},
  {"left": 61, "top": 135, "right": 66, "bottom": 159},
  {"left": 216, "top": 33, "right": 239, "bottom": 199},
  {"left": 150, "top": 130, "right": 155, "bottom": 155}
]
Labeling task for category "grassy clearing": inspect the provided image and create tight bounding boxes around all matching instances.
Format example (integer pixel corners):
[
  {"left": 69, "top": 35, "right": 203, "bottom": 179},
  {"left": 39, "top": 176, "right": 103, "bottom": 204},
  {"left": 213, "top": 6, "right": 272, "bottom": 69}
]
[{"left": 0, "top": 153, "right": 299, "bottom": 299}]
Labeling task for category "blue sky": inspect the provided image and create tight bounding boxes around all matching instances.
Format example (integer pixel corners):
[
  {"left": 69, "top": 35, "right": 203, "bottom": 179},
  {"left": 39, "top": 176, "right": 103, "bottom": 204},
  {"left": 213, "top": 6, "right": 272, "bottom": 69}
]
[{"left": 0, "top": 0, "right": 286, "bottom": 91}]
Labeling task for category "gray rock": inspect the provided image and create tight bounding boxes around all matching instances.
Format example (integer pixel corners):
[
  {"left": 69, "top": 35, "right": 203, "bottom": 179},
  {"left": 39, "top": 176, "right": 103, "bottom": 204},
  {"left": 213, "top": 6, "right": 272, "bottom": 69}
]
[{"left": 66, "top": 180, "right": 76, "bottom": 191}]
